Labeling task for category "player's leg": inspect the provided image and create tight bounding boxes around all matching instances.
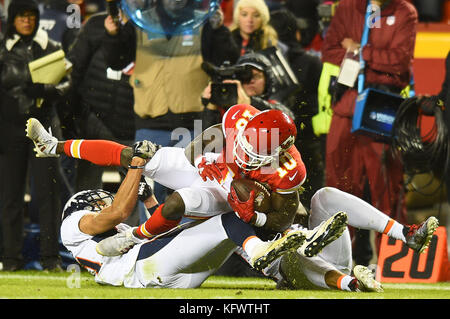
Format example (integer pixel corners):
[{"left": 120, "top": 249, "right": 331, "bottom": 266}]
[
  {"left": 96, "top": 182, "right": 231, "bottom": 256},
  {"left": 134, "top": 215, "right": 237, "bottom": 288},
  {"left": 311, "top": 187, "right": 438, "bottom": 253}
]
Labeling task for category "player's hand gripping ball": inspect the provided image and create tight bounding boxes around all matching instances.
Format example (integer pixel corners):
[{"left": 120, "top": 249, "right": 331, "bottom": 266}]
[{"left": 228, "top": 178, "right": 271, "bottom": 223}]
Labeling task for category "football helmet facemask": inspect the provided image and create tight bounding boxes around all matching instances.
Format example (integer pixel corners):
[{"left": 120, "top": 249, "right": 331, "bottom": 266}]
[
  {"left": 62, "top": 189, "right": 114, "bottom": 220},
  {"left": 233, "top": 109, "right": 297, "bottom": 171}
]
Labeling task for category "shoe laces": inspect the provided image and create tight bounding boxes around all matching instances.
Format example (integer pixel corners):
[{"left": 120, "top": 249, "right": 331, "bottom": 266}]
[{"left": 406, "top": 223, "right": 421, "bottom": 238}]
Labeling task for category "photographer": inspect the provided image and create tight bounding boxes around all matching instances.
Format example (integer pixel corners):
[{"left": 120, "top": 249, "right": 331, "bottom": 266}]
[{"left": 201, "top": 52, "right": 295, "bottom": 128}]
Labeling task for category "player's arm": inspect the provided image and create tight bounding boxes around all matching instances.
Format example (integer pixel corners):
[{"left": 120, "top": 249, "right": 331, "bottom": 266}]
[
  {"left": 79, "top": 156, "right": 146, "bottom": 235},
  {"left": 184, "top": 123, "right": 224, "bottom": 165},
  {"left": 228, "top": 188, "right": 300, "bottom": 233},
  {"left": 257, "top": 191, "right": 300, "bottom": 233}
]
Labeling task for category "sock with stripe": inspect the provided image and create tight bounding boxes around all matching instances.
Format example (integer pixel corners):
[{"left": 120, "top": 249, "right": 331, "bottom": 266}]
[
  {"left": 135, "top": 204, "right": 181, "bottom": 239},
  {"left": 220, "top": 213, "right": 263, "bottom": 259},
  {"left": 337, "top": 275, "right": 357, "bottom": 291},
  {"left": 383, "top": 219, "right": 406, "bottom": 242},
  {"left": 64, "top": 139, "right": 126, "bottom": 166}
]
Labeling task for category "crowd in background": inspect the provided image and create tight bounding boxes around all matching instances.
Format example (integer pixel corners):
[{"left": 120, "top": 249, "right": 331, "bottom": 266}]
[{"left": 0, "top": 0, "right": 447, "bottom": 274}]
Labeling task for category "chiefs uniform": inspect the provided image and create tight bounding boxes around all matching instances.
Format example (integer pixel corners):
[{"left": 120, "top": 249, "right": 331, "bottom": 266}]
[{"left": 218, "top": 104, "right": 306, "bottom": 194}]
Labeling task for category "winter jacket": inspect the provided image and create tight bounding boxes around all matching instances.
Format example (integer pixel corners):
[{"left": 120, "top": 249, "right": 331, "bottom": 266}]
[
  {"left": 0, "top": 28, "right": 66, "bottom": 127},
  {"left": 322, "top": 0, "right": 417, "bottom": 93},
  {"left": 102, "top": 20, "right": 239, "bottom": 131},
  {"left": 67, "top": 13, "right": 135, "bottom": 141}
]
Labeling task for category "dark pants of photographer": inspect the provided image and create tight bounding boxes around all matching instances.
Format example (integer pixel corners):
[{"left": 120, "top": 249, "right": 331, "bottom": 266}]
[{"left": 0, "top": 125, "right": 61, "bottom": 270}]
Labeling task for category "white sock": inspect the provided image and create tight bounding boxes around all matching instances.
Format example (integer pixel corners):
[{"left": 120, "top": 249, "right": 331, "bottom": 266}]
[
  {"left": 243, "top": 236, "right": 264, "bottom": 258},
  {"left": 337, "top": 275, "right": 355, "bottom": 291},
  {"left": 383, "top": 219, "right": 406, "bottom": 242}
]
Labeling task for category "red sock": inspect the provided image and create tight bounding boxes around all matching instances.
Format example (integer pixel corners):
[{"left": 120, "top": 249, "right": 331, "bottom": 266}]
[
  {"left": 135, "top": 204, "right": 181, "bottom": 238},
  {"left": 64, "top": 139, "right": 126, "bottom": 166}
]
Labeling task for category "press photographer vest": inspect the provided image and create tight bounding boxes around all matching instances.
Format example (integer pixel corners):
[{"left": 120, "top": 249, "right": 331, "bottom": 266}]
[{"left": 131, "top": 29, "right": 208, "bottom": 119}]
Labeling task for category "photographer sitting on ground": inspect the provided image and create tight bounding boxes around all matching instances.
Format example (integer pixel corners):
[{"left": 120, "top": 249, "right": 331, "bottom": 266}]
[{"left": 201, "top": 52, "right": 295, "bottom": 128}]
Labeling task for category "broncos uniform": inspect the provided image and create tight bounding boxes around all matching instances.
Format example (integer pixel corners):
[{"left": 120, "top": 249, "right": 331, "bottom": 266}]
[{"left": 61, "top": 190, "right": 237, "bottom": 288}]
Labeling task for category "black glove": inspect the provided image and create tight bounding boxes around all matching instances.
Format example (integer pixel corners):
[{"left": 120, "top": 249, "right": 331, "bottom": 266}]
[
  {"left": 138, "top": 176, "right": 153, "bottom": 202},
  {"left": 24, "top": 82, "right": 57, "bottom": 99},
  {"left": 24, "top": 83, "right": 46, "bottom": 98}
]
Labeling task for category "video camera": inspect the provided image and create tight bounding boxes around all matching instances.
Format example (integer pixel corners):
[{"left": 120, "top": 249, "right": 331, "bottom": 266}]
[{"left": 201, "top": 61, "right": 253, "bottom": 108}]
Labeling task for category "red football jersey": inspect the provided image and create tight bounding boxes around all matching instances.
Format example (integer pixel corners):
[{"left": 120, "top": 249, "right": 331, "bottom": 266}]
[{"left": 217, "top": 104, "right": 306, "bottom": 194}]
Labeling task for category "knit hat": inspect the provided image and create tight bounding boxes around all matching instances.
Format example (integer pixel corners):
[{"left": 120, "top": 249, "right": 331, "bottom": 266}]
[
  {"left": 232, "top": 0, "right": 270, "bottom": 28},
  {"left": 5, "top": 0, "right": 40, "bottom": 38},
  {"left": 236, "top": 52, "right": 275, "bottom": 97}
]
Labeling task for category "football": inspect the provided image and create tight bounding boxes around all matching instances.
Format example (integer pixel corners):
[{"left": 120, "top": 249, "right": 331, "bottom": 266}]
[{"left": 230, "top": 178, "right": 272, "bottom": 213}]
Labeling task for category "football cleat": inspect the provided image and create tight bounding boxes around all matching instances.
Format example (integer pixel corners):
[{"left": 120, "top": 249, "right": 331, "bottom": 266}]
[
  {"left": 405, "top": 216, "right": 439, "bottom": 253},
  {"left": 352, "top": 265, "right": 383, "bottom": 292},
  {"left": 252, "top": 231, "right": 306, "bottom": 271},
  {"left": 96, "top": 227, "right": 142, "bottom": 256},
  {"left": 297, "top": 211, "right": 348, "bottom": 257},
  {"left": 25, "top": 118, "right": 59, "bottom": 157}
]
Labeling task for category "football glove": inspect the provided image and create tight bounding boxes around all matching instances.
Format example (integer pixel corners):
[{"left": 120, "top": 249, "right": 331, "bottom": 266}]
[
  {"left": 228, "top": 187, "right": 256, "bottom": 223},
  {"left": 195, "top": 155, "right": 223, "bottom": 182},
  {"left": 133, "top": 140, "right": 160, "bottom": 160},
  {"left": 138, "top": 176, "right": 153, "bottom": 202}
]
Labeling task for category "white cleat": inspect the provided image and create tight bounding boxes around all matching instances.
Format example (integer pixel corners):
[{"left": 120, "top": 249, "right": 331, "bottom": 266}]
[
  {"left": 25, "top": 118, "right": 59, "bottom": 157},
  {"left": 96, "top": 227, "right": 142, "bottom": 257},
  {"left": 251, "top": 231, "right": 306, "bottom": 271},
  {"left": 297, "top": 211, "right": 348, "bottom": 257},
  {"left": 353, "top": 265, "right": 384, "bottom": 292}
]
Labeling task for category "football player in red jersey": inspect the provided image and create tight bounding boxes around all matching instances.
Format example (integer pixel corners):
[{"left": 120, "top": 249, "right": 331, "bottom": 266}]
[
  {"left": 26, "top": 105, "right": 348, "bottom": 263},
  {"left": 26, "top": 111, "right": 438, "bottom": 286}
]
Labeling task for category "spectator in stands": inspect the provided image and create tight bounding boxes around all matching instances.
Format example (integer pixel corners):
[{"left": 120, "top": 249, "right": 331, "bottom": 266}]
[
  {"left": 67, "top": 10, "right": 135, "bottom": 192},
  {"left": 101, "top": 1, "right": 239, "bottom": 222},
  {"left": 269, "top": 9, "right": 324, "bottom": 210},
  {"left": 320, "top": 0, "right": 418, "bottom": 265},
  {"left": 0, "top": 0, "right": 70, "bottom": 271},
  {"left": 229, "top": 0, "right": 279, "bottom": 56}
]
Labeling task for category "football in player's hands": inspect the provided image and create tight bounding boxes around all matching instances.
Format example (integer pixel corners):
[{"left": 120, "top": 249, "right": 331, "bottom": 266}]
[{"left": 230, "top": 178, "right": 272, "bottom": 213}]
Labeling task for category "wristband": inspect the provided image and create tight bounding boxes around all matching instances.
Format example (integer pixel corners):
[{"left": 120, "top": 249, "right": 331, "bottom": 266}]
[
  {"left": 128, "top": 164, "right": 145, "bottom": 169},
  {"left": 254, "top": 211, "right": 267, "bottom": 227}
]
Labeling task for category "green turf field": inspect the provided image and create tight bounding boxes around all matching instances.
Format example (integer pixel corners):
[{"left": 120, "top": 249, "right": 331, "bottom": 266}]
[{"left": 0, "top": 270, "right": 449, "bottom": 299}]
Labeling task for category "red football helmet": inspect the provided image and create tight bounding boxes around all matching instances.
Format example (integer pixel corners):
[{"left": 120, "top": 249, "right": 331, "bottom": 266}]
[{"left": 233, "top": 109, "right": 297, "bottom": 170}]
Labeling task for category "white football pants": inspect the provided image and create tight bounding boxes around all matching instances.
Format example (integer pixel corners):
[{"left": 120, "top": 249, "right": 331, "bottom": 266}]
[
  {"left": 133, "top": 215, "right": 236, "bottom": 288},
  {"left": 143, "top": 147, "right": 232, "bottom": 218}
]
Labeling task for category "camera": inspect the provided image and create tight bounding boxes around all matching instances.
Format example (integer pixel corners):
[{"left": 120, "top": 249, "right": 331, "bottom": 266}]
[{"left": 201, "top": 61, "right": 253, "bottom": 108}]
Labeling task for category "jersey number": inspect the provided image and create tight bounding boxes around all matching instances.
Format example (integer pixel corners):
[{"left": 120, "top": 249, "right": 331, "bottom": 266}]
[{"left": 276, "top": 153, "right": 297, "bottom": 178}]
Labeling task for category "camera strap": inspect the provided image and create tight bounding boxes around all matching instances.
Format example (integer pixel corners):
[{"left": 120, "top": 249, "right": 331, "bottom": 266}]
[{"left": 357, "top": 1, "right": 375, "bottom": 94}]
